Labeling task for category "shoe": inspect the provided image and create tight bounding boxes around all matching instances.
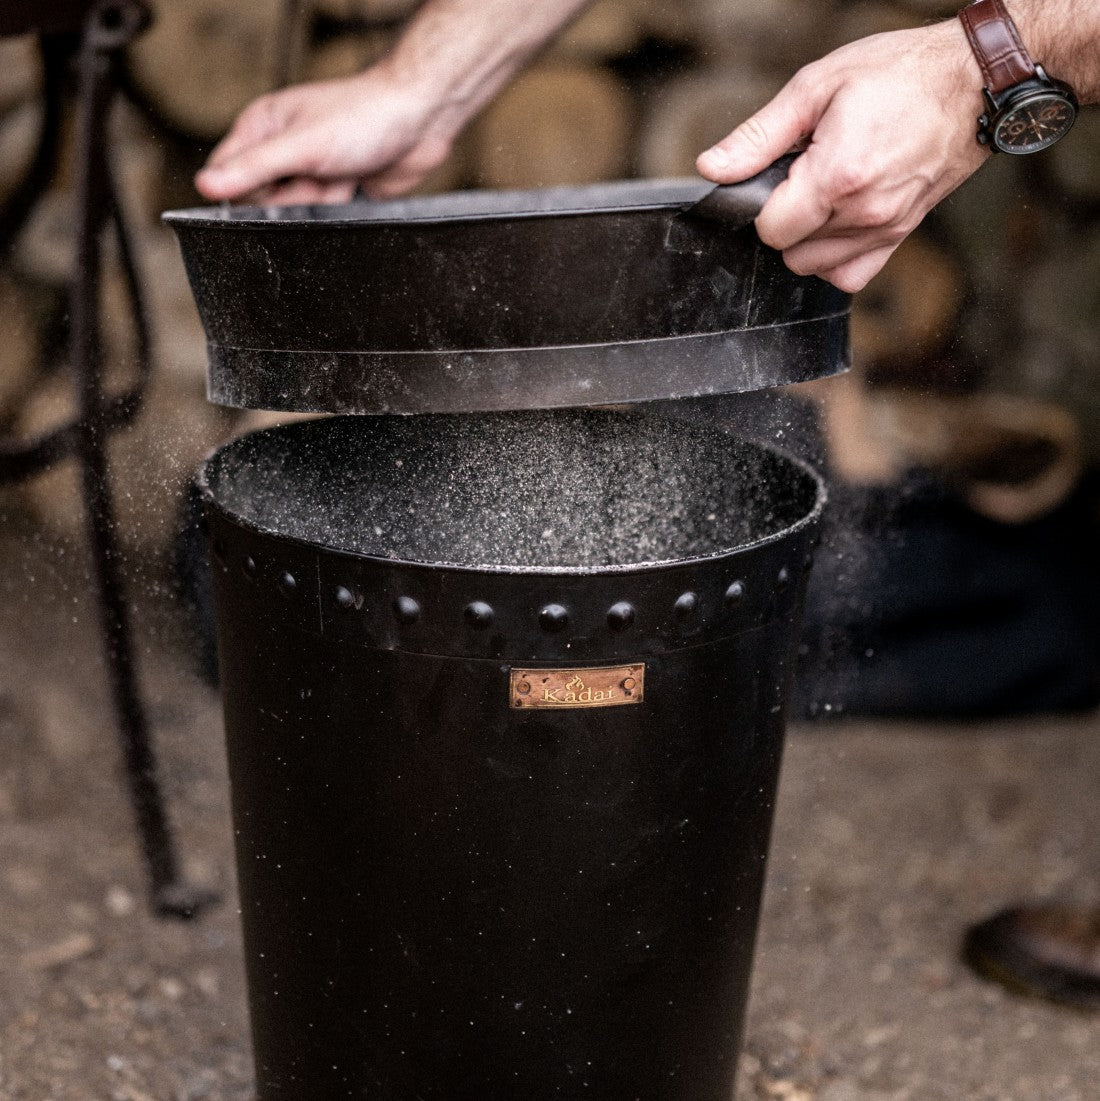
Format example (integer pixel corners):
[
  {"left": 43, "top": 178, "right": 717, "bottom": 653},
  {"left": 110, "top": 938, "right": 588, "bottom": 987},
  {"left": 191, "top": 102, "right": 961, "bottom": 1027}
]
[{"left": 963, "top": 904, "right": 1100, "bottom": 1010}]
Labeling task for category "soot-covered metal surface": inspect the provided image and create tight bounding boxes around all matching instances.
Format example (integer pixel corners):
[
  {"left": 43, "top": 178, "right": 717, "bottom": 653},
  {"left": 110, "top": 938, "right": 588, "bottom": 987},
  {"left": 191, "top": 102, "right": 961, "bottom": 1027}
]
[
  {"left": 166, "top": 168, "right": 850, "bottom": 415},
  {"left": 201, "top": 410, "right": 823, "bottom": 572}
]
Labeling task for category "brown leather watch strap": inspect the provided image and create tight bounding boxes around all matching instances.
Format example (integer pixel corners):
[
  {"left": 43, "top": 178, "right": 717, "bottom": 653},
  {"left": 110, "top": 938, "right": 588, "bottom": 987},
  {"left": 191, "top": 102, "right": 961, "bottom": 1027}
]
[{"left": 959, "top": 0, "right": 1037, "bottom": 94}]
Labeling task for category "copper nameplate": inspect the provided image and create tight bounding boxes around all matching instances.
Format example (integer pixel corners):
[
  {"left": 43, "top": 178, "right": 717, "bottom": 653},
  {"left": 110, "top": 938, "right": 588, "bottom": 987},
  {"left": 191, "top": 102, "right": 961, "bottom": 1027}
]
[{"left": 510, "top": 664, "right": 645, "bottom": 709}]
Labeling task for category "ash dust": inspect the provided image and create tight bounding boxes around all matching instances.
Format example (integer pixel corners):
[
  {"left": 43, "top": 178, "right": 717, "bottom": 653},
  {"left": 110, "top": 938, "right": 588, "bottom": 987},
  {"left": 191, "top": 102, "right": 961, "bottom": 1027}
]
[{"left": 204, "top": 409, "right": 819, "bottom": 571}]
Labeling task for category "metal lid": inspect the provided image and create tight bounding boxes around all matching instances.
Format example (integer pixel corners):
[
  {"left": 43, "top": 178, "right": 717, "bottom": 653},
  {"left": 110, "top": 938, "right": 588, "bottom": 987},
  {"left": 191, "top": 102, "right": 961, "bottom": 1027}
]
[{"left": 165, "top": 157, "right": 850, "bottom": 416}]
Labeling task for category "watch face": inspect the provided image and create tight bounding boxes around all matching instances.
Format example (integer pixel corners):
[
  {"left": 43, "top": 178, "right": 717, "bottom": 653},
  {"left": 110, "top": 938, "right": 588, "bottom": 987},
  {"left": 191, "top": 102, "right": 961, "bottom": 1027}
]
[{"left": 994, "top": 92, "right": 1076, "bottom": 154}]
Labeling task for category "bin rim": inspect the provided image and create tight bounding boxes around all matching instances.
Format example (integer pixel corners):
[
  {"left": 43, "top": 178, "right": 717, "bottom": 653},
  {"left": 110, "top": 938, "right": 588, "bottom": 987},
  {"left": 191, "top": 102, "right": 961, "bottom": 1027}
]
[{"left": 197, "top": 423, "right": 826, "bottom": 579}]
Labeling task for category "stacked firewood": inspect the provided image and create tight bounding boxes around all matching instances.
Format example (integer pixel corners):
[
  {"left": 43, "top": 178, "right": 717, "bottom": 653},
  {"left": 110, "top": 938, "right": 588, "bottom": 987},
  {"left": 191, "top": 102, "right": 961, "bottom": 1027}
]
[{"left": 0, "top": 0, "right": 1098, "bottom": 556}]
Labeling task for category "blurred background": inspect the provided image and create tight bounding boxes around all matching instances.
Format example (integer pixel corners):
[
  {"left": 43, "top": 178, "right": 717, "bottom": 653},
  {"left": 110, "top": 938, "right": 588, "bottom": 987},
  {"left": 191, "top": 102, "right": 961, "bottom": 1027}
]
[{"left": 1, "top": 1, "right": 1099, "bottom": 1099}]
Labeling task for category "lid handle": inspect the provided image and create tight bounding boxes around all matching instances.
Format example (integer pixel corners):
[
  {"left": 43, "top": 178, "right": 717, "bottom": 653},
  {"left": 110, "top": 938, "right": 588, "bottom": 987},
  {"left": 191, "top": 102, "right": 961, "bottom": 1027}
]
[{"left": 684, "top": 153, "right": 797, "bottom": 230}]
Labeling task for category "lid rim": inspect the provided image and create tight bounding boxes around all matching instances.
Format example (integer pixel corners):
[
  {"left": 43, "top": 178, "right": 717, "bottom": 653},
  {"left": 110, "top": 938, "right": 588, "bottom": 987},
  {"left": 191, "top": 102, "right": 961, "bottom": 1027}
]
[{"left": 203, "top": 315, "right": 850, "bottom": 416}]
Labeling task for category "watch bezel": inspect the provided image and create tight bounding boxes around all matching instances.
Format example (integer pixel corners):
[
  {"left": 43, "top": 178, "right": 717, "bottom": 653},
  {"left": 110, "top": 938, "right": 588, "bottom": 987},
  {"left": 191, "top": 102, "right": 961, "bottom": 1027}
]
[
  {"left": 993, "top": 89, "right": 1077, "bottom": 154},
  {"left": 980, "top": 72, "right": 1078, "bottom": 155}
]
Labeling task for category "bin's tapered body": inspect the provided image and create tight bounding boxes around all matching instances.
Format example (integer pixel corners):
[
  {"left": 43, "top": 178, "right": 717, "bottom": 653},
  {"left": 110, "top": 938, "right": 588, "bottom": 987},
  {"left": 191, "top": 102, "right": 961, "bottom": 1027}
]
[{"left": 201, "top": 412, "right": 823, "bottom": 1100}]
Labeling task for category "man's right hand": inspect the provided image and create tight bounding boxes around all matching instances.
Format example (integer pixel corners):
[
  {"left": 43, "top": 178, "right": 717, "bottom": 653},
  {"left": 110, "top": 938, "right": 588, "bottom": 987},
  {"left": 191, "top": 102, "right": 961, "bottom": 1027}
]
[{"left": 695, "top": 21, "right": 987, "bottom": 293}]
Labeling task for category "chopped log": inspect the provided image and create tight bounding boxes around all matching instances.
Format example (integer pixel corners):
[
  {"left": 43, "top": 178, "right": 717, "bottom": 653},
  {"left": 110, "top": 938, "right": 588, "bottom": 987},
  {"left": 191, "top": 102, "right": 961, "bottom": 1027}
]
[
  {"left": 637, "top": 67, "right": 782, "bottom": 178},
  {"left": 798, "top": 373, "right": 904, "bottom": 486},
  {"left": 0, "top": 34, "right": 39, "bottom": 114},
  {"left": 302, "top": 28, "right": 392, "bottom": 82},
  {"left": 687, "top": 0, "right": 824, "bottom": 73},
  {"left": 630, "top": 0, "right": 695, "bottom": 45},
  {"left": 824, "top": 0, "right": 922, "bottom": 50},
  {"left": 553, "top": 0, "right": 642, "bottom": 60},
  {"left": 996, "top": 222, "right": 1100, "bottom": 463},
  {"left": 472, "top": 62, "right": 633, "bottom": 189},
  {"left": 868, "top": 391, "right": 1083, "bottom": 523},
  {"left": 849, "top": 229, "right": 967, "bottom": 376},
  {"left": 127, "top": 0, "right": 304, "bottom": 141}
]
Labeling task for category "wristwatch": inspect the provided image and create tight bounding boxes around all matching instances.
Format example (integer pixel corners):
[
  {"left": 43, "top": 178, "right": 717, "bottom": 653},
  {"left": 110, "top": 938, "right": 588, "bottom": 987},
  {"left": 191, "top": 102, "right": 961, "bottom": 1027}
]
[{"left": 958, "top": 0, "right": 1077, "bottom": 154}]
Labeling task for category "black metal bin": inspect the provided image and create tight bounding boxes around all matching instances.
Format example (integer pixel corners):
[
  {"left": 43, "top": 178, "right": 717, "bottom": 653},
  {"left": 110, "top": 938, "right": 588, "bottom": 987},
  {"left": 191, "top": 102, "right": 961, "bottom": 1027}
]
[{"left": 199, "top": 409, "right": 824, "bottom": 1101}]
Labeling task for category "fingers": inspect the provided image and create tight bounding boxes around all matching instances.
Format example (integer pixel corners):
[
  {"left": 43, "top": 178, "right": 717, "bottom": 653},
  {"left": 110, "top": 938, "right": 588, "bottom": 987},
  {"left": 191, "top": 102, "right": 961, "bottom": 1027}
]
[
  {"left": 753, "top": 154, "right": 837, "bottom": 252},
  {"left": 258, "top": 178, "right": 357, "bottom": 206},
  {"left": 196, "top": 128, "right": 307, "bottom": 200},
  {"left": 818, "top": 244, "right": 898, "bottom": 293},
  {"left": 781, "top": 232, "right": 898, "bottom": 291},
  {"left": 205, "top": 100, "right": 280, "bottom": 170},
  {"left": 356, "top": 137, "right": 454, "bottom": 199},
  {"left": 358, "top": 172, "right": 422, "bottom": 200},
  {"left": 776, "top": 198, "right": 910, "bottom": 277},
  {"left": 695, "top": 71, "right": 828, "bottom": 184},
  {"left": 764, "top": 198, "right": 906, "bottom": 294}
]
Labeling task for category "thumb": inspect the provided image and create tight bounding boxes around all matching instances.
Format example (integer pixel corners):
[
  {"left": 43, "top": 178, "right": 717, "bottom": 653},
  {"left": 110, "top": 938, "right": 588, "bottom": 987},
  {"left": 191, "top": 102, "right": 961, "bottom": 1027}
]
[{"left": 696, "top": 79, "right": 823, "bottom": 184}]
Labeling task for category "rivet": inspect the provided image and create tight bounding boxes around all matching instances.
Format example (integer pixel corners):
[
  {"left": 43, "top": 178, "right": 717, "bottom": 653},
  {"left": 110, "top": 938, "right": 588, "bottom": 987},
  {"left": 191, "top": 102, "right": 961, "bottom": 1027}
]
[
  {"left": 278, "top": 571, "right": 297, "bottom": 595},
  {"left": 539, "top": 603, "right": 569, "bottom": 632},
  {"left": 725, "top": 580, "right": 745, "bottom": 606},
  {"left": 242, "top": 555, "right": 258, "bottom": 579},
  {"left": 394, "top": 595, "right": 421, "bottom": 624},
  {"left": 465, "top": 601, "right": 494, "bottom": 629},
  {"left": 621, "top": 676, "right": 637, "bottom": 693},
  {"left": 335, "top": 585, "right": 358, "bottom": 610},
  {"left": 607, "top": 602, "right": 635, "bottom": 631},
  {"left": 777, "top": 566, "right": 790, "bottom": 589},
  {"left": 516, "top": 681, "right": 532, "bottom": 696},
  {"left": 674, "top": 591, "right": 698, "bottom": 619}
]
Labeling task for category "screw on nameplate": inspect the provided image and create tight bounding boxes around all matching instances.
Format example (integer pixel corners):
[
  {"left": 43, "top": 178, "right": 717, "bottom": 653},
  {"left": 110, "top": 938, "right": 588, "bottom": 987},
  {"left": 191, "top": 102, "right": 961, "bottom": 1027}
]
[{"left": 510, "top": 665, "right": 645, "bottom": 709}]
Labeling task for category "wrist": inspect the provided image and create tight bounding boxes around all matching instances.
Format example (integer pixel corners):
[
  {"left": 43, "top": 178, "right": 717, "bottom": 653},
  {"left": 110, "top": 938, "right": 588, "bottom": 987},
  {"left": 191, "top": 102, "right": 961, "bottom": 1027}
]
[
  {"left": 370, "top": 0, "right": 595, "bottom": 137},
  {"left": 370, "top": 37, "right": 464, "bottom": 124},
  {"left": 990, "top": 0, "right": 1099, "bottom": 105},
  {"left": 928, "top": 16, "right": 985, "bottom": 104}
]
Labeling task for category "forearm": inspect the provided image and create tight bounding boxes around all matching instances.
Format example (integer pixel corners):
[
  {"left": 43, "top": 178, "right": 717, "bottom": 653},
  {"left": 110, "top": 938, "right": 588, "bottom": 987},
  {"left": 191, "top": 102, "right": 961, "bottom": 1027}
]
[
  {"left": 381, "top": 0, "right": 595, "bottom": 129},
  {"left": 1007, "top": 0, "right": 1100, "bottom": 103}
]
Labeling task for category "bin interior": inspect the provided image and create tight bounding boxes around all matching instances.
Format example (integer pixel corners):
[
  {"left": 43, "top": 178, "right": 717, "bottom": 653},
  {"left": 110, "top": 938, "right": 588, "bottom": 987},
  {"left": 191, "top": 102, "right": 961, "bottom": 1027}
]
[{"left": 203, "top": 410, "right": 821, "bottom": 572}]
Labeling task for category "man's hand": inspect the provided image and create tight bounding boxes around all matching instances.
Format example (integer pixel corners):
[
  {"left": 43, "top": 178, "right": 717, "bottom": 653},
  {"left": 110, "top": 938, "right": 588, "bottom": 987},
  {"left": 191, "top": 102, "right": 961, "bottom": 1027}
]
[
  {"left": 697, "top": 21, "right": 989, "bottom": 292},
  {"left": 195, "top": 64, "right": 458, "bottom": 205},
  {"left": 194, "top": 0, "right": 593, "bottom": 205}
]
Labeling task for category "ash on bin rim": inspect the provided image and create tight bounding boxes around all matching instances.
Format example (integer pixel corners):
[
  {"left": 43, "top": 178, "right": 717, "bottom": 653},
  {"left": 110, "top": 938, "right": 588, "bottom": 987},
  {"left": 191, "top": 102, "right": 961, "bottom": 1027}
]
[{"left": 199, "top": 411, "right": 826, "bottom": 577}]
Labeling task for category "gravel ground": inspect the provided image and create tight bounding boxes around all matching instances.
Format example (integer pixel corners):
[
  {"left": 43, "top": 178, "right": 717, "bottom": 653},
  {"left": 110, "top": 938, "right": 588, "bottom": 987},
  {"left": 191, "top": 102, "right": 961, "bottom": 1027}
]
[{"left": 0, "top": 509, "right": 1098, "bottom": 1101}]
